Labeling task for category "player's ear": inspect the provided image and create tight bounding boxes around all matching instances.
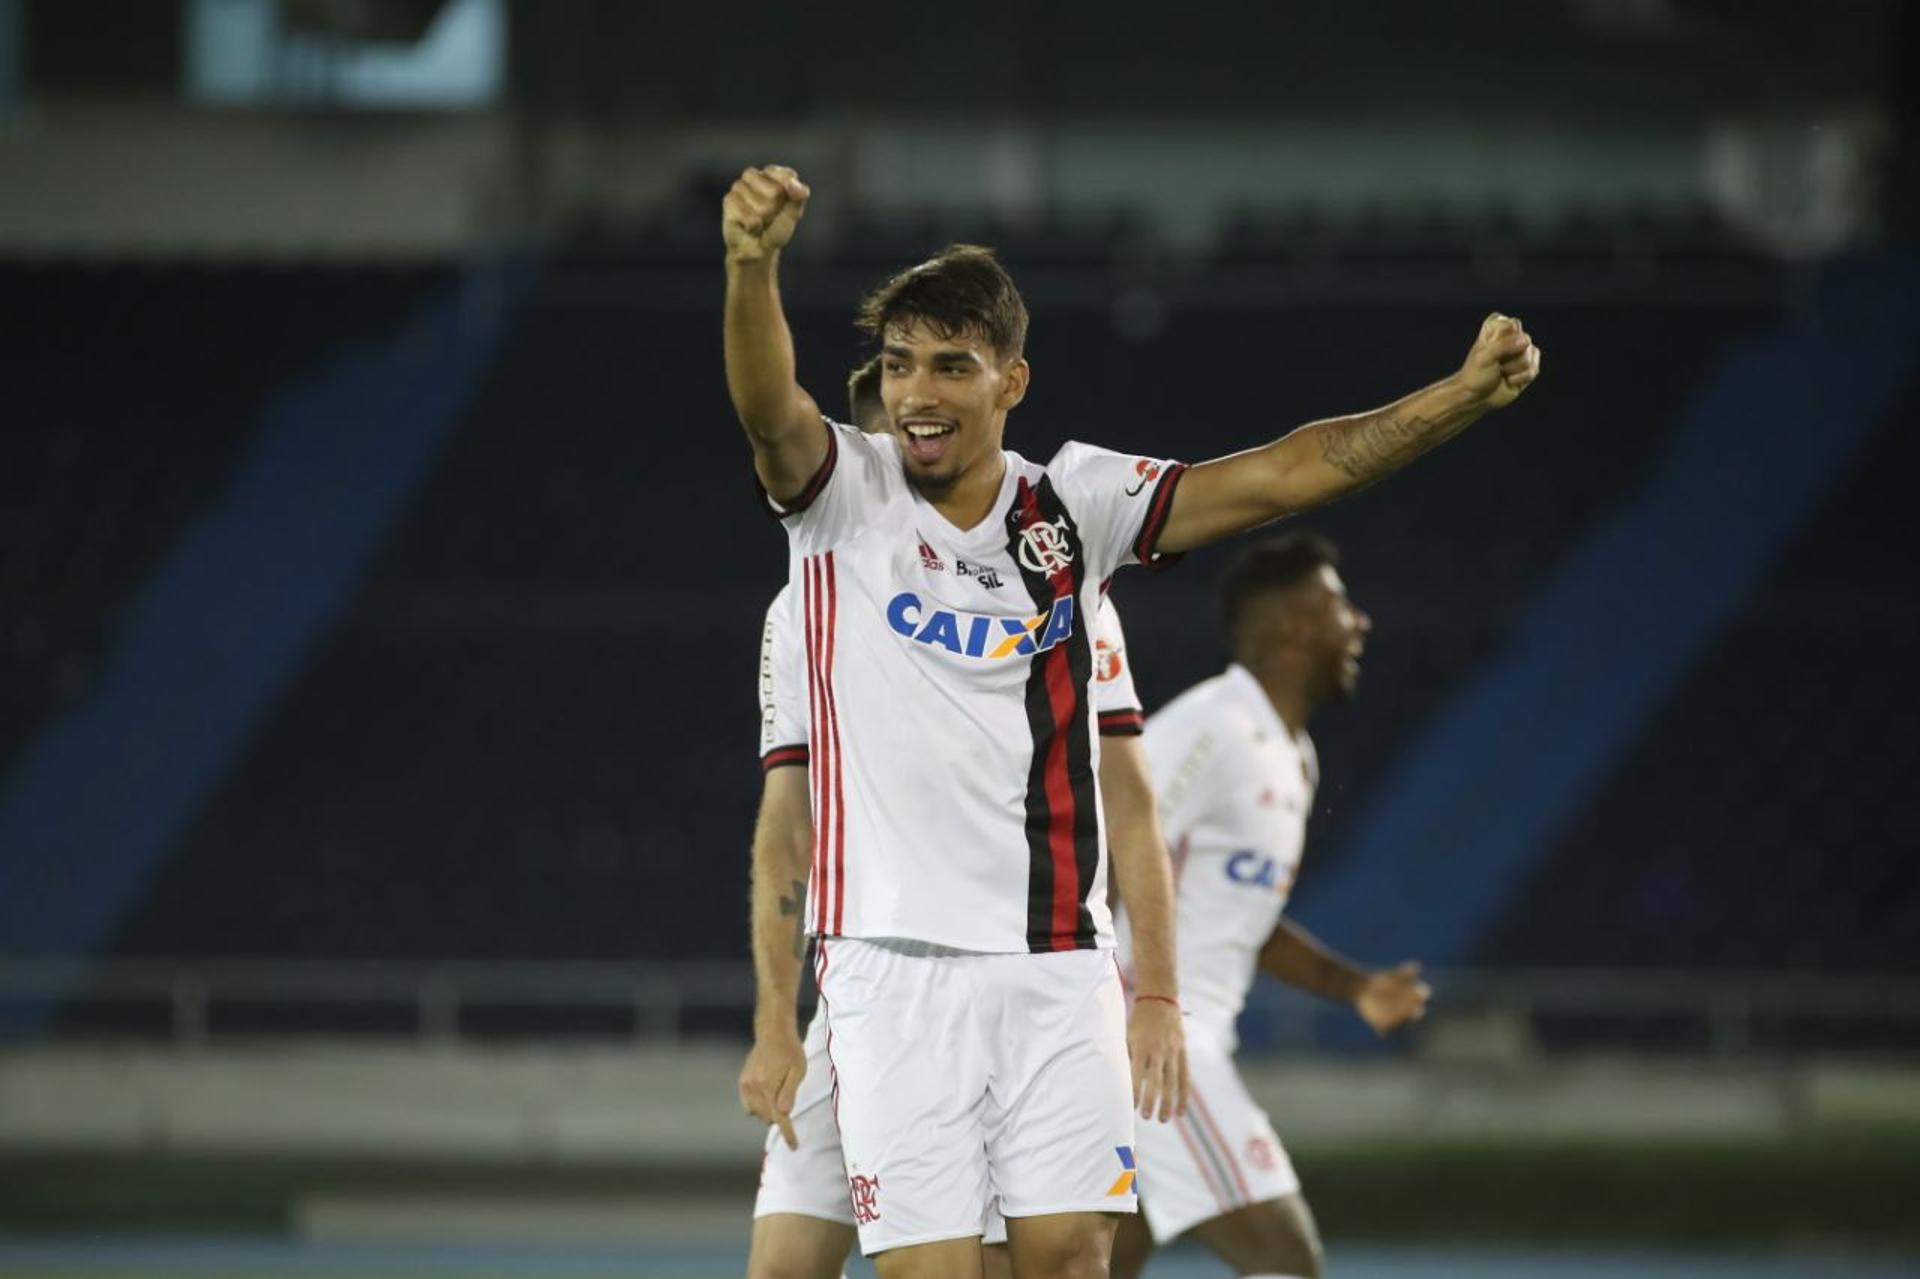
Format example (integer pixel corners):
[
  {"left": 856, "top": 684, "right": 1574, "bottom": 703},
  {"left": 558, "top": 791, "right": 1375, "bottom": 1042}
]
[{"left": 998, "top": 357, "right": 1030, "bottom": 411}]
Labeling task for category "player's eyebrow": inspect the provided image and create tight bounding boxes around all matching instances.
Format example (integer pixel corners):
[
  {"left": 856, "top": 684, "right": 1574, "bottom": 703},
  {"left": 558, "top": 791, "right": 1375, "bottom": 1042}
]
[{"left": 882, "top": 344, "right": 984, "bottom": 369}]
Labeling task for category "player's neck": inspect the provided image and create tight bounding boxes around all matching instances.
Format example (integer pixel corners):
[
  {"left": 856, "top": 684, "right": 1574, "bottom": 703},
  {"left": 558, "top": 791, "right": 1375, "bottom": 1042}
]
[
  {"left": 921, "top": 449, "right": 1008, "bottom": 531},
  {"left": 1249, "top": 665, "right": 1315, "bottom": 737}
]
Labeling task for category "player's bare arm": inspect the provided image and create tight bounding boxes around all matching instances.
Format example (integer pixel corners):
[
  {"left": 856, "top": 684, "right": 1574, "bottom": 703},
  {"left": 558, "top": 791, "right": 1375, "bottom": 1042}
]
[
  {"left": 738, "top": 765, "right": 813, "bottom": 1150},
  {"left": 722, "top": 164, "right": 829, "bottom": 503},
  {"left": 1156, "top": 314, "right": 1543, "bottom": 553},
  {"left": 1100, "top": 735, "right": 1191, "bottom": 1122},
  {"left": 1257, "top": 918, "right": 1431, "bottom": 1037}
]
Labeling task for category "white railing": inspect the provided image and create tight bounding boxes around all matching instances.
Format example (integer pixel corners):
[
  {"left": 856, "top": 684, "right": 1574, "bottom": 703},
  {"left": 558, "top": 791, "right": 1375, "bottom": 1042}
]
[{"left": 2, "top": 958, "right": 1918, "bottom": 1056}]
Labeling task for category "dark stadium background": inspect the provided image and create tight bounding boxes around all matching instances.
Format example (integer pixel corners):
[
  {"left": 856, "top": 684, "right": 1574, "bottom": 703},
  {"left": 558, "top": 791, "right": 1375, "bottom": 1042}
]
[{"left": 1, "top": 2, "right": 1916, "bottom": 1276}]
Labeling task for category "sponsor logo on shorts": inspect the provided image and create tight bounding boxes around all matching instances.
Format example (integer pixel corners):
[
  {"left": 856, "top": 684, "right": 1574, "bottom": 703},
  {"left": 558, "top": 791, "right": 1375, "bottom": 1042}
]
[
  {"left": 1246, "top": 1135, "right": 1279, "bottom": 1172},
  {"left": 886, "top": 592, "right": 1075, "bottom": 660},
  {"left": 1106, "top": 1145, "right": 1137, "bottom": 1196},
  {"left": 849, "top": 1173, "right": 882, "bottom": 1224}
]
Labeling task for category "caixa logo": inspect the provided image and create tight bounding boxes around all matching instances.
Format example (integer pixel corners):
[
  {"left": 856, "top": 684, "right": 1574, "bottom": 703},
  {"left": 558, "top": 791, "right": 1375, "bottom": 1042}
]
[
  {"left": 887, "top": 592, "right": 1075, "bottom": 659},
  {"left": 1225, "top": 850, "right": 1289, "bottom": 891}
]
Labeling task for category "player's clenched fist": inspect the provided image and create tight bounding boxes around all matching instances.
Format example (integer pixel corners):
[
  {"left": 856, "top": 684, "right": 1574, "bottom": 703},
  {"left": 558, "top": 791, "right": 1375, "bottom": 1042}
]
[
  {"left": 722, "top": 165, "right": 811, "bottom": 263},
  {"left": 1458, "top": 312, "right": 1543, "bottom": 410},
  {"left": 1355, "top": 961, "right": 1431, "bottom": 1037}
]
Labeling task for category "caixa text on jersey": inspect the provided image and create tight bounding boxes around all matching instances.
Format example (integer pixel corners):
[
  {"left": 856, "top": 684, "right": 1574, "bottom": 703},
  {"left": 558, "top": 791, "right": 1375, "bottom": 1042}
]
[{"left": 886, "top": 592, "right": 1076, "bottom": 660}]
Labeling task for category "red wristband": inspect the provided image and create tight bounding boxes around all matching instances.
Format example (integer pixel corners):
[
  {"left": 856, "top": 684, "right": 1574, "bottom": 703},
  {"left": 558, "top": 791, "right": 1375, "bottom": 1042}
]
[{"left": 1134, "top": 994, "right": 1179, "bottom": 1009}]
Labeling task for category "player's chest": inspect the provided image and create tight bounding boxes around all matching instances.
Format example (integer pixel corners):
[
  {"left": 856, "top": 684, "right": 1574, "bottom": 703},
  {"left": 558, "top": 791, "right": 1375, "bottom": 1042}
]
[{"left": 834, "top": 525, "right": 1084, "bottom": 671}]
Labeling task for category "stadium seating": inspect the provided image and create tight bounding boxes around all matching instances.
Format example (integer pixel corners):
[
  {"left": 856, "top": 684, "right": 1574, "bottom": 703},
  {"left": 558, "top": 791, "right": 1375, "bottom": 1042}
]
[{"left": 9, "top": 227, "right": 1907, "bottom": 1013}]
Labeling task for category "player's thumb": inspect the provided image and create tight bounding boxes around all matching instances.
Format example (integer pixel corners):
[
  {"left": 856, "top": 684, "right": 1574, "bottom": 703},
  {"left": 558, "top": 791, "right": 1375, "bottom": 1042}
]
[
  {"left": 1396, "top": 960, "right": 1422, "bottom": 977},
  {"left": 762, "top": 165, "right": 810, "bottom": 204}
]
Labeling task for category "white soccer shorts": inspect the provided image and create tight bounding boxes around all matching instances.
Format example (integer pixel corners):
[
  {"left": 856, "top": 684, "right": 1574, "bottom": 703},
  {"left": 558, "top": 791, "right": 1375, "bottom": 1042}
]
[
  {"left": 814, "top": 939, "right": 1138, "bottom": 1256},
  {"left": 752, "top": 1009, "right": 1009, "bottom": 1245},
  {"left": 1133, "top": 1046, "right": 1301, "bottom": 1243}
]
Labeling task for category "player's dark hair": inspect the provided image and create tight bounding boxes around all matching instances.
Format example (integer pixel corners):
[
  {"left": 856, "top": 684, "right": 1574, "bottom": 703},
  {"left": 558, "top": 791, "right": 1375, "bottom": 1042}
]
[
  {"left": 1219, "top": 533, "right": 1342, "bottom": 635},
  {"left": 846, "top": 355, "right": 886, "bottom": 432},
  {"left": 855, "top": 244, "right": 1029, "bottom": 363}
]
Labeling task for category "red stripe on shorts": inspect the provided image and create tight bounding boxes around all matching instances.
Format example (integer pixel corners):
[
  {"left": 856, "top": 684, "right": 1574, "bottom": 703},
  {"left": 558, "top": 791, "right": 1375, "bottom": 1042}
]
[{"left": 1189, "top": 1083, "right": 1254, "bottom": 1202}]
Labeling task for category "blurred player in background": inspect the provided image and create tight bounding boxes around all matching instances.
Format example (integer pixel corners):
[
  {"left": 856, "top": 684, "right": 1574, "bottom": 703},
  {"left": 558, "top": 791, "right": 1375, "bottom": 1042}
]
[
  {"left": 1111, "top": 535, "right": 1430, "bottom": 1279},
  {"left": 737, "top": 362, "right": 1188, "bottom": 1279},
  {"left": 723, "top": 163, "right": 1535, "bottom": 1276}
]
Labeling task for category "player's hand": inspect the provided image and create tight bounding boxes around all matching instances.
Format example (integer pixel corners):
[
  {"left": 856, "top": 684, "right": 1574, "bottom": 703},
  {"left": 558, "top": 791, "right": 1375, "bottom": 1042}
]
[
  {"left": 1457, "top": 313, "right": 1542, "bottom": 409},
  {"left": 722, "top": 165, "right": 811, "bottom": 264},
  {"left": 1355, "top": 961, "right": 1431, "bottom": 1037},
  {"left": 1127, "top": 998, "right": 1190, "bottom": 1123},
  {"left": 738, "top": 1027, "right": 807, "bottom": 1150}
]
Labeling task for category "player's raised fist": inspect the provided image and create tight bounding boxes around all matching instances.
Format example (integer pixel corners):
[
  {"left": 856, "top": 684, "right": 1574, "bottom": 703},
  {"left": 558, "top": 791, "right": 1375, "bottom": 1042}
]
[
  {"left": 722, "top": 165, "right": 811, "bottom": 263},
  {"left": 1458, "top": 312, "right": 1543, "bottom": 410}
]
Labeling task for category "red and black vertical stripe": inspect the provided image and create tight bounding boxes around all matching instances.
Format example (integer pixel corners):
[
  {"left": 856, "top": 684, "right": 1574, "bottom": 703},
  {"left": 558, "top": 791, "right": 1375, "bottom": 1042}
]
[{"left": 1005, "top": 477, "right": 1100, "bottom": 953}]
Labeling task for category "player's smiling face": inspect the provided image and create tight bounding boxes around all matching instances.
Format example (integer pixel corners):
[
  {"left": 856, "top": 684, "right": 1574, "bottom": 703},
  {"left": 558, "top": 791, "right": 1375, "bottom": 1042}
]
[
  {"left": 880, "top": 320, "right": 1028, "bottom": 494},
  {"left": 1314, "top": 567, "right": 1372, "bottom": 700}
]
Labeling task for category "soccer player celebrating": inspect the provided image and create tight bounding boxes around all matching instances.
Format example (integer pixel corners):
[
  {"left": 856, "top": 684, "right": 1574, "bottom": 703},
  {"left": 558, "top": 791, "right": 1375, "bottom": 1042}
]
[
  {"left": 1111, "top": 535, "right": 1428, "bottom": 1279},
  {"left": 721, "top": 165, "right": 1538, "bottom": 1278},
  {"left": 738, "top": 363, "right": 1188, "bottom": 1279},
  {"left": 744, "top": 583, "right": 1178, "bottom": 1279}
]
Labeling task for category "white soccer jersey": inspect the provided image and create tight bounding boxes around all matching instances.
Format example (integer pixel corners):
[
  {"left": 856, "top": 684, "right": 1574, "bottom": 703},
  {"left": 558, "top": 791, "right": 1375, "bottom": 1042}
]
[
  {"left": 758, "top": 583, "right": 811, "bottom": 773},
  {"left": 760, "top": 583, "right": 1145, "bottom": 767},
  {"left": 769, "top": 420, "right": 1184, "bottom": 953},
  {"left": 1121, "top": 664, "right": 1318, "bottom": 1054}
]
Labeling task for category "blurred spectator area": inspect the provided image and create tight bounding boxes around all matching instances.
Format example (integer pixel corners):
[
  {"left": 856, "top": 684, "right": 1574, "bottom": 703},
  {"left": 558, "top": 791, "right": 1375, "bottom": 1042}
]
[
  {"left": 4, "top": 228, "right": 1913, "bottom": 1003},
  {"left": 0, "top": 0, "right": 1903, "bottom": 258}
]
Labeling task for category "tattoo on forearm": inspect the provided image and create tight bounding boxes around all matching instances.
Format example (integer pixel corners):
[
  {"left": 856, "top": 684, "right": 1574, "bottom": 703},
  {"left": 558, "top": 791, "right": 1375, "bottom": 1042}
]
[
  {"left": 1319, "top": 409, "right": 1459, "bottom": 481},
  {"left": 778, "top": 878, "right": 806, "bottom": 959}
]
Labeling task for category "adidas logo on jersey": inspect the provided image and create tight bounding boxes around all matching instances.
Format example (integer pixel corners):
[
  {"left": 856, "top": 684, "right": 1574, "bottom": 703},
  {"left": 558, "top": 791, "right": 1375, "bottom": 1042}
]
[{"left": 886, "top": 592, "right": 1075, "bottom": 660}]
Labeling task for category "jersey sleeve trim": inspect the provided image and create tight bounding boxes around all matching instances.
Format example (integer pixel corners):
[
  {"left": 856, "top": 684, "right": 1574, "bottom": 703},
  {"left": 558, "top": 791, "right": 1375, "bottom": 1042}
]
[
  {"left": 1098, "top": 708, "right": 1146, "bottom": 737},
  {"left": 1132, "top": 462, "right": 1189, "bottom": 570},
  {"left": 761, "top": 743, "right": 810, "bottom": 772},
  {"left": 759, "top": 419, "right": 841, "bottom": 521}
]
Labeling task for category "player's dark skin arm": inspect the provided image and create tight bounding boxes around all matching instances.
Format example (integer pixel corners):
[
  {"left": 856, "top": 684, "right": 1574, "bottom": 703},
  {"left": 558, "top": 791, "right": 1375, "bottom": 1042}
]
[
  {"left": 722, "top": 166, "right": 829, "bottom": 503},
  {"left": 1256, "top": 918, "right": 1369, "bottom": 1004},
  {"left": 1155, "top": 316, "right": 1541, "bottom": 554},
  {"left": 1258, "top": 918, "right": 1431, "bottom": 1037}
]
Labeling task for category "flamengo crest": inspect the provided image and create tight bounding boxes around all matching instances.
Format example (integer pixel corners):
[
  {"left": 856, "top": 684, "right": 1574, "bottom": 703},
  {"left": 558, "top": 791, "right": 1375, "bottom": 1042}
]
[
  {"left": 849, "top": 1173, "right": 882, "bottom": 1223},
  {"left": 1017, "top": 517, "right": 1075, "bottom": 574}
]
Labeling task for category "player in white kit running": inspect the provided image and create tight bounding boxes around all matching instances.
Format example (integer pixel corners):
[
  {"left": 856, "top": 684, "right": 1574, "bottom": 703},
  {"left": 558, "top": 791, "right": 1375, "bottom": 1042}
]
[
  {"left": 738, "top": 364, "right": 1187, "bottom": 1279},
  {"left": 1112, "top": 535, "right": 1431, "bottom": 1279},
  {"left": 722, "top": 164, "right": 1539, "bottom": 1277}
]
